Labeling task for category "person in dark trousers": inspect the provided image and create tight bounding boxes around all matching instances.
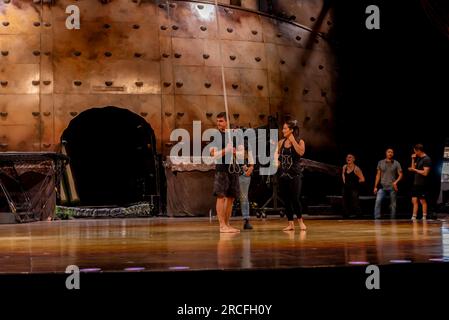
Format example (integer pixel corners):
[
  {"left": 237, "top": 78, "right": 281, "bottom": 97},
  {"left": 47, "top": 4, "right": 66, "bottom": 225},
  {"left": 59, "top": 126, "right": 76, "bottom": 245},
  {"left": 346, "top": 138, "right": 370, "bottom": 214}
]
[
  {"left": 342, "top": 154, "right": 365, "bottom": 218},
  {"left": 238, "top": 136, "right": 254, "bottom": 230},
  {"left": 275, "top": 120, "right": 307, "bottom": 231},
  {"left": 408, "top": 144, "right": 432, "bottom": 220},
  {"left": 373, "top": 148, "right": 403, "bottom": 219}
]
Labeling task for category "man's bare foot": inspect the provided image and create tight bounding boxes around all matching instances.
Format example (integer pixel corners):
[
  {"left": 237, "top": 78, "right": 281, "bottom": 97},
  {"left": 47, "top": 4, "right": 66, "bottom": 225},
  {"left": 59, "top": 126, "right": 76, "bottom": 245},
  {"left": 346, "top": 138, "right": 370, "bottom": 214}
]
[
  {"left": 283, "top": 221, "right": 295, "bottom": 231},
  {"left": 220, "top": 226, "right": 240, "bottom": 233},
  {"left": 298, "top": 219, "right": 307, "bottom": 231}
]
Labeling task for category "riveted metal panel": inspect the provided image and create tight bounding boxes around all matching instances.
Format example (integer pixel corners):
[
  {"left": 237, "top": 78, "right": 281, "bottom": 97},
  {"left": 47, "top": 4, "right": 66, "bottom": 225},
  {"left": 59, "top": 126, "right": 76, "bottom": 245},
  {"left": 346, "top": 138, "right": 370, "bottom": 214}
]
[
  {"left": 0, "top": 94, "right": 39, "bottom": 125},
  {"left": 0, "top": 64, "right": 40, "bottom": 94},
  {"left": 239, "top": 68, "right": 268, "bottom": 97},
  {"left": 0, "top": 125, "right": 41, "bottom": 152},
  {"left": 174, "top": 94, "right": 209, "bottom": 126},
  {"left": 52, "top": 0, "right": 158, "bottom": 22},
  {"left": 0, "top": 34, "right": 40, "bottom": 64},
  {"left": 40, "top": 94, "right": 55, "bottom": 150},
  {"left": 167, "top": 1, "right": 218, "bottom": 39},
  {"left": 221, "top": 40, "right": 267, "bottom": 69},
  {"left": 0, "top": 0, "right": 41, "bottom": 35},
  {"left": 162, "top": 94, "right": 175, "bottom": 154},
  {"left": 217, "top": 6, "right": 263, "bottom": 42}
]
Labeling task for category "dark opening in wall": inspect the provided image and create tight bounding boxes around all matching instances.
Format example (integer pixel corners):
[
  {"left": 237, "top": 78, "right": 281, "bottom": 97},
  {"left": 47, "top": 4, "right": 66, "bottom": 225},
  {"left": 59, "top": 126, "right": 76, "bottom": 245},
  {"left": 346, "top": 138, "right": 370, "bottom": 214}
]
[{"left": 62, "top": 106, "right": 158, "bottom": 207}]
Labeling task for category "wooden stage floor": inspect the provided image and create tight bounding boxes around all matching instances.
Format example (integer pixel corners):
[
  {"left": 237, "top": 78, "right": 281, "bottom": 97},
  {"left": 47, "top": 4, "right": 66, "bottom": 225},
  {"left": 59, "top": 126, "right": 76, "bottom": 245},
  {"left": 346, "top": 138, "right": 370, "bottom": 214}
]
[{"left": 0, "top": 216, "right": 448, "bottom": 274}]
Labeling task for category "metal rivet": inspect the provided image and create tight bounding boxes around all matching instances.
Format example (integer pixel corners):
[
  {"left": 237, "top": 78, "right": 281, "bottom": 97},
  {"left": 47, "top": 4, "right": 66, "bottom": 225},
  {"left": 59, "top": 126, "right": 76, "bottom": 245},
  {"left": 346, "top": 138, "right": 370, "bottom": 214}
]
[
  {"left": 174, "top": 53, "right": 182, "bottom": 58},
  {"left": 177, "top": 112, "right": 184, "bottom": 117},
  {"left": 172, "top": 25, "right": 179, "bottom": 30},
  {"left": 43, "top": 80, "right": 51, "bottom": 85},
  {"left": 290, "top": 15, "right": 296, "bottom": 21},
  {"left": 232, "top": 84, "right": 238, "bottom": 89},
  {"left": 134, "top": 52, "right": 142, "bottom": 58},
  {"left": 4, "top": 0, "right": 11, "bottom": 4},
  {"left": 73, "top": 80, "right": 82, "bottom": 86},
  {"left": 319, "top": 65, "right": 324, "bottom": 70},
  {"left": 197, "top": 4, "right": 204, "bottom": 9},
  {"left": 227, "top": 27, "right": 233, "bottom": 33},
  {"left": 140, "top": 112, "right": 148, "bottom": 117},
  {"left": 104, "top": 23, "right": 111, "bottom": 29},
  {"left": 70, "top": 112, "right": 78, "bottom": 117},
  {"left": 162, "top": 53, "right": 170, "bottom": 58},
  {"left": 283, "top": 86, "right": 289, "bottom": 92},
  {"left": 105, "top": 81, "right": 113, "bottom": 86},
  {"left": 2, "top": 22, "right": 10, "bottom": 27},
  {"left": 206, "top": 112, "right": 213, "bottom": 117},
  {"left": 204, "top": 82, "right": 211, "bottom": 88},
  {"left": 163, "top": 82, "right": 171, "bottom": 87},
  {"left": 43, "top": 112, "right": 51, "bottom": 116},
  {"left": 310, "top": 17, "right": 316, "bottom": 22},
  {"left": 1, "top": 81, "right": 8, "bottom": 86},
  {"left": 133, "top": 24, "right": 140, "bottom": 29},
  {"left": 43, "top": 143, "right": 51, "bottom": 148},
  {"left": 160, "top": 25, "right": 167, "bottom": 30},
  {"left": 257, "top": 85, "right": 264, "bottom": 90},
  {"left": 176, "top": 82, "right": 183, "bottom": 88},
  {"left": 200, "top": 26, "right": 207, "bottom": 31},
  {"left": 33, "top": 50, "right": 41, "bottom": 56},
  {"left": 32, "top": 80, "right": 40, "bottom": 86},
  {"left": 158, "top": 3, "right": 165, "bottom": 9},
  {"left": 73, "top": 51, "right": 82, "bottom": 57},
  {"left": 229, "top": 55, "right": 236, "bottom": 61},
  {"left": 32, "top": 111, "right": 40, "bottom": 117},
  {"left": 202, "top": 54, "right": 210, "bottom": 59},
  {"left": 277, "top": 33, "right": 282, "bottom": 38},
  {"left": 251, "top": 30, "right": 258, "bottom": 35},
  {"left": 135, "top": 81, "right": 144, "bottom": 87},
  {"left": 33, "top": 22, "right": 41, "bottom": 27},
  {"left": 165, "top": 112, "right": 172, "bottom": 117},
  {"left": 303, "top": 89, "right": 309, "bottom": 95},
  {"left": 44, "top": 52, "right": 51, "bottom": 56},
  {"left": 321, "top": 91, "right": 327, "bottom": 97},
  {"left": 44, "top": 22, "right": 51, "bottom": 27},
  {"left": 104, "top": 51, "right": 112, "bottom": 57},
  {"left": 280, "top": 59, "right": 285, "bottom": 64},
  {"left": 296, "top": 36, "right": 302, "bottom": 41},
  {"left": 305, "top": 116, "right": 311, "bottom": 122},
  {"left": 255, "top": 57, "right": 261, "bottom": 62},
  {"left": 169, "top": 3, "right": 176, "bottom": 8},
  {"left": 0, "top": 112, "right": 8, "bottom": 116},
  {"left": 233, "top": 113, "right": 240, "bottom": 119},
  {"left": 0, "top": 143, "right": 9, "bottom": 148},
  {"left": 1, "top": 51, "right": 8, "bottom": 56}
]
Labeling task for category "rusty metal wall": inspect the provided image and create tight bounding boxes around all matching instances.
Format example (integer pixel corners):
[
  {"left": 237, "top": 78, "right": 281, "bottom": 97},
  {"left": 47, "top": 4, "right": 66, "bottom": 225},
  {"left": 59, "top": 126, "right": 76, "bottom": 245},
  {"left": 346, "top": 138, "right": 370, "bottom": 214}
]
[{"left": 0, "top": 0, "right": 336, "bottom": 155}]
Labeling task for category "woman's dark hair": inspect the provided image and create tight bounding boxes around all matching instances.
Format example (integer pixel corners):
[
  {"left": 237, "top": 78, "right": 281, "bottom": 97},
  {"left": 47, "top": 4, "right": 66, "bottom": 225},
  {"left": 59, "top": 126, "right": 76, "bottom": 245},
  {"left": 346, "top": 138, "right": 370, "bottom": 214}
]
[{"left": 285, "top": 120, "right": 300, "bottom": 142}]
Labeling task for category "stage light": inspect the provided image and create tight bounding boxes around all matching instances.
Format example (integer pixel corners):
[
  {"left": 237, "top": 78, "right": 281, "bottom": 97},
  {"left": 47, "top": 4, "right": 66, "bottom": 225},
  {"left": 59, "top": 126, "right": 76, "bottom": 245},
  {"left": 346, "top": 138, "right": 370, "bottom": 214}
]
[
  {"left": 348, "top": 261, "right": 370, "bottom": 265},
  {"left": 389, "top": 260, "right": 412, "bottom": 264},
  {"left": 169, "top": 266, "right": 190, "bottom": 270},
  {"left": 80, "top": 268, "right": 101, "bottom": 273}
]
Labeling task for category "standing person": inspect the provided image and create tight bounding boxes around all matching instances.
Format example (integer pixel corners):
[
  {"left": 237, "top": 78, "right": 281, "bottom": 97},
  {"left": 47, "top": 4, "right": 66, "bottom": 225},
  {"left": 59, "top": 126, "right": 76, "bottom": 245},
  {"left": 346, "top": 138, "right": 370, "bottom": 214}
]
[
  {"left": 342, "top": 154, "right": 365, "bottom": 218},
  {"left": 274, "top": 120, "right": 307, "bottom": 231},
  {"left": 210, "top": 112, "right": 242, "bottom": 233},
  {"left": 373, "top": 148, "right": 403, "bottom": 219},
  {"left": 408, "top": 144, "right": 432, "bottom": 220},
  {"left": 238, "top": 135, "right": 254, "bottom": 230}
]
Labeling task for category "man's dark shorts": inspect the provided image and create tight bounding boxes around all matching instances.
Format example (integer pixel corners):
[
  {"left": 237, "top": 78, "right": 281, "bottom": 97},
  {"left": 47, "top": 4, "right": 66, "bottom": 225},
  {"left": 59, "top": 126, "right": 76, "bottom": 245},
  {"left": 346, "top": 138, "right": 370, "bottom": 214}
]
[
  {"left": 411, "top": 184, "right": 428, "bottom": 199},
  {"left": 213, "top": 171, "right": 240, "bottom": 198}
]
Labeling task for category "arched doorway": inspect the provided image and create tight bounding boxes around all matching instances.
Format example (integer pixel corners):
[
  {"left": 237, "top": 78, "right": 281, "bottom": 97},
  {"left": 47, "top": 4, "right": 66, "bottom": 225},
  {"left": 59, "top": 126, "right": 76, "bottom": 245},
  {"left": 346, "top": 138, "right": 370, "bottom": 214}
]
[{"left": 62, "top": 106, "right": 158, "bottom": 207}]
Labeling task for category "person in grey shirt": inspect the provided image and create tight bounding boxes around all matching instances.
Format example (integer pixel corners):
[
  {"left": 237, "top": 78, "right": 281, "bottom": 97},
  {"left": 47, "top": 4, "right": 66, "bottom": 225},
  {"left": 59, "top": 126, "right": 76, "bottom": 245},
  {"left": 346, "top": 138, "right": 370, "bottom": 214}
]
[{"left": 373, "top": 148, "right": 403, "bottom": 219}]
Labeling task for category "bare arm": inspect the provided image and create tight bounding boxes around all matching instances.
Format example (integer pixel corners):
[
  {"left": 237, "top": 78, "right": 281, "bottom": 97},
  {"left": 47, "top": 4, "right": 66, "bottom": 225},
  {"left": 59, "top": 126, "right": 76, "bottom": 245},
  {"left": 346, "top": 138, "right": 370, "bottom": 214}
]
[
  {"left": 342, "top": 165, "right": 346, "bottom": 184},
  {"left": 374, "top": 169, "right": 381, "bottom": 192},
  {"left": 274, "top": 140, "right": 283, "bottom": 168},
  {"left": 355, "top": 166, "right": 365, "bottom": 183},
  {"left": 412, "top": 167, "right": 430, "bottom": 177},
  {"left": 290, "top": 137, "right": 305, "bottom": 157}
]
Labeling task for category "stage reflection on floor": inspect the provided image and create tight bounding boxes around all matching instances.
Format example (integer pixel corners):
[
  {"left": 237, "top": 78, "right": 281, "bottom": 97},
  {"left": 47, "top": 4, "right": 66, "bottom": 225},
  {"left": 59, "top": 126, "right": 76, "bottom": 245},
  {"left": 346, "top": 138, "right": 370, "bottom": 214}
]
[{"left": 0, "top": 217, "right": 448, "bottom": 274}]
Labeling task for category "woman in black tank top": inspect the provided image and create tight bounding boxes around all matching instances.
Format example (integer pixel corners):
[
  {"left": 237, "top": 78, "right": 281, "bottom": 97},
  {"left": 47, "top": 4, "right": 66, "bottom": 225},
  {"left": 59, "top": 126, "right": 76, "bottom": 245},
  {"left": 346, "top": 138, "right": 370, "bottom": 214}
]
[
  {"left": 275, "top": 120, "right": 307, "bottom": 231},
  {"left": 342, "top": 154, "right": 365, "bottom": 218}
]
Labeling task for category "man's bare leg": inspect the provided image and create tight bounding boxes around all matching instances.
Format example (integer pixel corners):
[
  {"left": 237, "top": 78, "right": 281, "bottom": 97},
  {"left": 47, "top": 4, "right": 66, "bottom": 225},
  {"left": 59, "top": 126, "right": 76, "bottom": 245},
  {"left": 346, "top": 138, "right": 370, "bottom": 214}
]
[
  {"left": 216, "top": 197, "right": 229, "bottom": 232},
  {"left": 420, "top": 199, "right": 428, "bottom": 219},
  {"left": 411, "top": 197, "right": 418, "bottom": 220},
  {"left": 225, "top": 197, "right": 240, "bottom": 232}
]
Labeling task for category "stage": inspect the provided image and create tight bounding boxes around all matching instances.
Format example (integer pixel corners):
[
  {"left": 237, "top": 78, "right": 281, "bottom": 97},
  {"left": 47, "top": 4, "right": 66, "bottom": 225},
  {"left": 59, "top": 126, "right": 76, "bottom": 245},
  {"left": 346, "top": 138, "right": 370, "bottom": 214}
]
[{"left": 1, "top": 216, "right": 448, "bottom": 274}]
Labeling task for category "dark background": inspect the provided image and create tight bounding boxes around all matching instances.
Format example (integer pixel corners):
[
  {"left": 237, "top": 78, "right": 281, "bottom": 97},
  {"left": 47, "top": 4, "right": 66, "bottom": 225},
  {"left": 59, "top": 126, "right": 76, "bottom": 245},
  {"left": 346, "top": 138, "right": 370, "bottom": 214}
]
[{"left": 329, "top": 0, "right": 449, "bottom": 205}]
